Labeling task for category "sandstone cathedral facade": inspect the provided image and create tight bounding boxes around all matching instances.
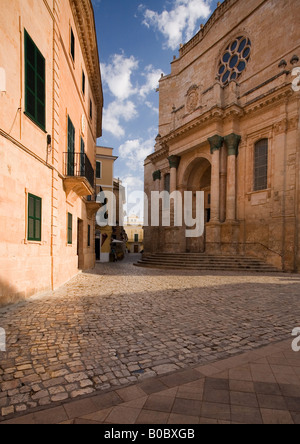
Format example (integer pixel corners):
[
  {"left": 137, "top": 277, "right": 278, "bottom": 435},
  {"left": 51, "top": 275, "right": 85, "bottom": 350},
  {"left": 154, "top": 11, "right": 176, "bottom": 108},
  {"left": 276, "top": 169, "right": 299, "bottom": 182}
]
[{"left": 144, "top": 0, "right": 300, "bottom": 272}]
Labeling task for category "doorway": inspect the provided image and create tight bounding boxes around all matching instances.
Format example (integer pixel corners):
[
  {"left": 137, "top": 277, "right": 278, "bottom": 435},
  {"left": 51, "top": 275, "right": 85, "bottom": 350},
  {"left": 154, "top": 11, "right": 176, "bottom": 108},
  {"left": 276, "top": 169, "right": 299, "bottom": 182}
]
[
  {"left": 185, "top": 158, "right": 211, "bottom": 253},
  {"left": 77, "top": 219, "right": 84, "bottom": 269}
]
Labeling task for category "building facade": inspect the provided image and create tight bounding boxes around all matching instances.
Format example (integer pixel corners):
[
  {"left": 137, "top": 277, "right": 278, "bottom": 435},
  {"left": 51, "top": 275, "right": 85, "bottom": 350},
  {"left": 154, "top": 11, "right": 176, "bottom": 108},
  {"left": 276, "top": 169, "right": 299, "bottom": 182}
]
[
  {"left": 125, "top": 215, "right": 144, "bottom": 254},
  {"left": 94, "top": 146, "right": 118, "bottom": 262},
  {"left": 144, "top": 0, "right": 300, "bottom": 272},
  {"left": 0, "top": 0, "right": 103, "bottom": 305}
]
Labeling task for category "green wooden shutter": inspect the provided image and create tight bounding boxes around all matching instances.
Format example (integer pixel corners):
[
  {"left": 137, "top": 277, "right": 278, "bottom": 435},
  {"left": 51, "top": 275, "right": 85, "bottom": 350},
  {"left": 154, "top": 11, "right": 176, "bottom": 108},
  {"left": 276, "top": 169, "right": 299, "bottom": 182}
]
[
  {"left": 71, "top": 28, "right": 75, "bottom": 61},
  {"left": 28, "top": 194, "right": 42, "bottom": 241},
  {"left": 96, "top": 162, "right": 101, "bottom": 179},
  {"left": 67, "top": 117, "right": 75, "bottom": 176},
  {"left": 25, "top": 30, "right": 45, "bottom": 131},
  {"left": 80, "top": 137, "right": 85, "bottom": 177}
]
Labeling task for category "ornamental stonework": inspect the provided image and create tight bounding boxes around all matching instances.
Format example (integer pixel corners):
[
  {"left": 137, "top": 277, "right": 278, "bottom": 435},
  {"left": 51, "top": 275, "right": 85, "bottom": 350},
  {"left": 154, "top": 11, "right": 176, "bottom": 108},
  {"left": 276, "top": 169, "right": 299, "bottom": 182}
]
[{"left": 186, "top": 85, "right": 199, "bottom": 113}]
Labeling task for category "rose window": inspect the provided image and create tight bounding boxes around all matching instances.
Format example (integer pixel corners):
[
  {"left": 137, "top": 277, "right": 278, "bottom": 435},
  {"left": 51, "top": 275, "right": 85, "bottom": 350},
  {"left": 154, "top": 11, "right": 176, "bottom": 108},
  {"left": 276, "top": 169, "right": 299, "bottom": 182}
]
[{"left": 218, "top": 36, "right": 251, "bottom": 85}]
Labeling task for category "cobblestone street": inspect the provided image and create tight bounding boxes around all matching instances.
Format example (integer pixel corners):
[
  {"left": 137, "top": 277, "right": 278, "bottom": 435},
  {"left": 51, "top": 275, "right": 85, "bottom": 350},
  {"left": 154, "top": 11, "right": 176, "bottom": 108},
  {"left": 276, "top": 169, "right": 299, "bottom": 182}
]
[{"left": 1, "top": 255, "right": 300, "bottom": 418}]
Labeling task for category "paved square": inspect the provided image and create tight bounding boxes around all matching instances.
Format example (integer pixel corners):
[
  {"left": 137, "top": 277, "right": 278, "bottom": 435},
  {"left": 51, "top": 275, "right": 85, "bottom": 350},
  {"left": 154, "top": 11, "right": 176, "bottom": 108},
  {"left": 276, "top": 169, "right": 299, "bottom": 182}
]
[{"left": 0, "top": 255, "right": 300, "bottom": 418}]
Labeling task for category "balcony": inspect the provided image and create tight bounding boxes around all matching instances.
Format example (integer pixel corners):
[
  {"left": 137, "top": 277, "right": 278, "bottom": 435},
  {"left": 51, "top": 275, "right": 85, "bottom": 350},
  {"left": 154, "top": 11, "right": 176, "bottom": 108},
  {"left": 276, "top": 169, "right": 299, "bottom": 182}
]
[
  {"left": 85, "top": 193, "right": 102, "bottom": 219},
  {"left": 63, "top": 152, "right": 95, "bottom": 198}
]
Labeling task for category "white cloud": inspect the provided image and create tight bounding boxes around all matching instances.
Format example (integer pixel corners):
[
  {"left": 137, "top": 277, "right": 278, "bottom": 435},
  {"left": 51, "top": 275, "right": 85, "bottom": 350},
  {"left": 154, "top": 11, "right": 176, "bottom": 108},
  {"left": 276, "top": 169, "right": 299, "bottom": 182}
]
[
  {"left": 139, "top": 65, "right": 162, "bottom": 98},
  {"left": 102, "top": 100, "right": 138, "bottom": 138},
  {"left": 101, "top": 54, "right": 139, "bottom": 100},
  {"left": 118, "top": 138, "right": 154, "bottom": 171},
  {"left": 141, "top": 0, "right": 211, "bottom": 50}
]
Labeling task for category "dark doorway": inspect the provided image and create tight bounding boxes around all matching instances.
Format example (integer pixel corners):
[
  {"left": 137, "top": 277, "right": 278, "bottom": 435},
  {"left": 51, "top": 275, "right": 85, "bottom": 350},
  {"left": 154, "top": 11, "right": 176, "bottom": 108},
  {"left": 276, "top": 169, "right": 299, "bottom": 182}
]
[
  {"left": 134, "top": 245, "right": 139, "bottom": 253},
  {"left": 77, "top": 219, "right": 84, "bottom": 269},
  {"left": 95, "top": 238, "right": 100, "bottom": 261}
]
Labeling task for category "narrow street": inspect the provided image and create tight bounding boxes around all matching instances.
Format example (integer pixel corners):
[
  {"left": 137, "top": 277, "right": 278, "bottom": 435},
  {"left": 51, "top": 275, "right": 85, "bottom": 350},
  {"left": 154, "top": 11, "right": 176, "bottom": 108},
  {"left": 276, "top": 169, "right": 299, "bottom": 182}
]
[{"left": 0, "top": 255, "right": 299, "bottom": 419}]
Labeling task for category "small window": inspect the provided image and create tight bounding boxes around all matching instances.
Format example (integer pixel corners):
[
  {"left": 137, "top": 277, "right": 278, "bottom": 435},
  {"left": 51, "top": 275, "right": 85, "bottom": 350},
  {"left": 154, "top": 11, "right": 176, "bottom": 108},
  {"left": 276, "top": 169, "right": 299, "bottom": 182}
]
[
  {"left": 88, "top": 225, "right": 91, "bottom": 247},
  {"left": 67, "top": 213, "right": 73, "bottom": 245},
  {"left": 134, "top": 234, "right": 139, "bottom": 243},
  {"left": 24, "top": 30, "right": 46, "bottom": 131},
  {"left": 96, "top": 161, "right": 102, "bottom": 179},
  {"left": 80, "top": 137, "right": 85, "bottom": 177},
  {"left": 89, "top": 99, "right": 93, "bottom": 120},
  {"left": 82, "top": 70, "right": 85, "bottom": 95},
  {"left": 70, "top": 28, "right": 75, "bottom": 62},
  {"left": 67, "top": 116, "right": 75, "bottom": 176},
  {"left": 28, "top": 194, "right": 42, "bottom": 242},
  {"left": 254, "top": 139, "right": 268, "bottom": 191}
]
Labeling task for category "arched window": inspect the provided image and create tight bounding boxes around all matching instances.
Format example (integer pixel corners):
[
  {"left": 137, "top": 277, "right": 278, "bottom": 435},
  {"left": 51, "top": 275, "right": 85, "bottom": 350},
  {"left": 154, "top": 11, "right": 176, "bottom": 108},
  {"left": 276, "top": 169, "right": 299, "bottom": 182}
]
[{"left": 254, "top": 139, "right": 268, "bottom": 191}]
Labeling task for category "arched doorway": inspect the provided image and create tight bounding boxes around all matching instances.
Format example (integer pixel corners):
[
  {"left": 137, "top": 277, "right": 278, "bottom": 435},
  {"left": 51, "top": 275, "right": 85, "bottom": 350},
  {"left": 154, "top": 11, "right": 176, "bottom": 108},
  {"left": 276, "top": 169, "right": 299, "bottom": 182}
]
[{"left": 185, "top": 157, "right": 211, "bottom": 253}]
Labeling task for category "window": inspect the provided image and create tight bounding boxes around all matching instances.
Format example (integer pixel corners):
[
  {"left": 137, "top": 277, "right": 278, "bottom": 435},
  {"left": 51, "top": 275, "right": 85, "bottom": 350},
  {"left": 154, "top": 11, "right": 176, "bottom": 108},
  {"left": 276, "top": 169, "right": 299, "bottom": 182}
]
[
  {"left": 70, "top": 27, "right": 75, "bottom": 62},
  {"left": 88, "top": 225, "right": 91, "bottom": 247},
  {"left": 89, "top": 99, "right": 93, "bottom": 120},
  {"left": 254, "top": 139, "right": 268, "bottom": 191},
  {"left": 134, "top": 234, "right": 139, "bottom": 243},
  {"left": 67, "top": 213, "right": 73, "bottom": 245},
  {"left": 24, "top": 30, "right": 46, "bottom": 130},
  {"left": 82, "top": 70, "right": 85, "bottom": 95},
  {"left": 218, "top": 36, "right": 251, "bottom": 85},
  {"left": 28, "top": 194, "right": 42, "bottom": 242},
  {"left": 96, "top": 161, "right": 102, "bottom": 179},
  {"left": 67, "top": 116, "right": 75, "bottom": 176},
  {"left": 80, "top": 137, "right": 85, "bottom": 177}
]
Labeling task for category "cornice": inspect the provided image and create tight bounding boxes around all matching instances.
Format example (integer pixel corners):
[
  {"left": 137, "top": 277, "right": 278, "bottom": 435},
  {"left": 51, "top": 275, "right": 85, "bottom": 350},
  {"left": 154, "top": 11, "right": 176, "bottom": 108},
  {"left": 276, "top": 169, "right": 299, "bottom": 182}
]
[
  {"left": 148, "top": 146, "right": 169, "bottom": 163},
  {"left": 179, "top": 0, "right": 239, "bottom": 58},
  {"left": 70, "top": 0, "right": 103, "bottom": 138}
]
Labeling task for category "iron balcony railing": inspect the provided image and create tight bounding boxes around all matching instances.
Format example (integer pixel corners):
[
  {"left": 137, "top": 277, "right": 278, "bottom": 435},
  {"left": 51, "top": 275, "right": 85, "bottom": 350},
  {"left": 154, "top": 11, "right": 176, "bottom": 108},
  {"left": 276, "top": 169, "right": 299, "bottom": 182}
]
[{"left": 64, "top": 152, "right": 95, "bottom": 189}]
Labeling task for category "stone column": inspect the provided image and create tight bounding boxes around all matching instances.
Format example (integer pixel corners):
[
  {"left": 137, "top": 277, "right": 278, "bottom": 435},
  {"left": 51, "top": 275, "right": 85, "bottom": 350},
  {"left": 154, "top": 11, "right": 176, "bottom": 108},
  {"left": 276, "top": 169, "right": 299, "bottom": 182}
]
[
  {"left": 168, "top": 155, "right": 181, "bottom": 193},
  {"left": 208, "top": 135, "right": 224, "bottom": 222},
  {"left": 224, "top": 133, "right": 241, "bottom": 221}
]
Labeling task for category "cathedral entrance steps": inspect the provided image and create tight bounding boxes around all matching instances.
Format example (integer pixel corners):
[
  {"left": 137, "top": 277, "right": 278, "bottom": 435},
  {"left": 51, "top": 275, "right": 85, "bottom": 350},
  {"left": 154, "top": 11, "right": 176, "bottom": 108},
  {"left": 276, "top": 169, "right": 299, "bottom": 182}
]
[{"left": 135, "top": 254, "right": 279, "bottom": 273}]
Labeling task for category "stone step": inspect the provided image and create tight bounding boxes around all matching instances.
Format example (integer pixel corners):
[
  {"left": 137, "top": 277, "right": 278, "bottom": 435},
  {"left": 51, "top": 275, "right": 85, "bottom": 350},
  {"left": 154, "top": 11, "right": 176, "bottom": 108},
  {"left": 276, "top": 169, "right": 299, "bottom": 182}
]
[{"left": 135, "top": 253, "right": 279, "bottom": 272}]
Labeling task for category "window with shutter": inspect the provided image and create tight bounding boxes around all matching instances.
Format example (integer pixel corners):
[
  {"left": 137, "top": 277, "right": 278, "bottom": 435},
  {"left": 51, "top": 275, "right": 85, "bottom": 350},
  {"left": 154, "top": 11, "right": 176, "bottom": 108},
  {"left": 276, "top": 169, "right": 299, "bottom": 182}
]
[
  {"left": 70, "top": 28, "right": 75, "bottom": 62},
  {"left": 28, "top": 194, "right": 42, "bottom": 242},
  {"left": 67, "top": 213, "right": 73, "bottom": 245},
  {"left": 80, "top": 137, "right": 85, "bottom": 177},
  {"left": 96, "top": 161, "right": 102, "bottom": 179},
  {"left": 67, "top": 116, "right": 75, "bottom": 176},
  {"left": 254, "top": 139, "right": 268, "bottom": 191},
  {"left": 25, "top": 30, "right": 46, "bottom": 131}
]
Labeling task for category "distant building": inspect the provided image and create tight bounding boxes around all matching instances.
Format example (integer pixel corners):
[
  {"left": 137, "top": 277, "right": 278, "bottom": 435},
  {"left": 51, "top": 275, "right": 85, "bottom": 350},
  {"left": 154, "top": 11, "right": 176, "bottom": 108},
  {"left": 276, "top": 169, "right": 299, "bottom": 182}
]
[
  {"left": 0, "top": 0, "right": 103, "bottom": 305},
  {"left": 94, "top": 147, "right": 118, "bottom": 262},
  {"left": 144, "top": 0, "right": 300, "bottom": 272},
  {"left": 125, "top": 215, "right": 144, "bottom": 254}
]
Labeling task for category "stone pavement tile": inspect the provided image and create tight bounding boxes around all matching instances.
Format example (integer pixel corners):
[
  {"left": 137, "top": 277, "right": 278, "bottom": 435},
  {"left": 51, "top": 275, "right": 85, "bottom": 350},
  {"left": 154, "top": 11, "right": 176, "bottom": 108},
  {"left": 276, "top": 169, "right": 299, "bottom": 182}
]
[
  {"left": 229, "top": 380, "right": 255, "bottom": 393},
  {"left": 230, "top": 391, "right": 259, "bottom": 408},
  {"left": 104, "top": 406, "right": 141, "bottom": 424},
  {"left": 172, "top": 398, "right": 202, "bottom": 417},
  {"left": 159, "top": 369, "right": 200, "bottom": 388},
  {"left": 270, "top": 364, "right": 297, "bottom": 376},
  {"left": 168, "top": 413, "right": 199, "bottom": 424},
  {"left": 73, "top": 418, "right": 102, "bottom": 424},
  {"left": 116, "top": 385, "right": 146, "bottom": 402},
  {"left": 279, "top": 384, "right": 300, "bottom": 398},
  {"left": 90, "top": 391, "right": 123, "bottom": 410},
  {"left": 231, "top": 406, "right": 263, "bottom": 424},
  {"left": 33, "top": 406, "right": 68, "bottom": 424},
  {"left": 229, "top": 366, "right": 253, "bottom": 382},
  {"left": 284, "top": 397, "right": 300, "bottom": 412},
  {"left": 194, "top": 364, "right": 220, "bottom": 377},
  {"left": 253, "top": 344, "right": 284, "bottom": 357},
  {"left": 138, "top": 379, "right": 168, "bottom": 395},
  {"left": 260, "top": 408, "right": 294, "bottom": 425},
  {"left": 253, "top": 382, "right": 281, "bottom": 396},
  {"left": 176, "top": 386, "right": 204, "bottom": 401},
  {"left": 203, "top": 388, "right": 230, "bottom": 404},
  {"left": 200, "top": 402, "right": 231, "bottom": 422},
  {"left": 273, "top": 373, "right": 300, "bottom": 386},
  {"left": 135, "top": 409, "right": 169, "bottom": 424},
  {"left": 251, "top": 370, "right": 277, "bottom": 384},
  {"left": 199, "top": 418, "right": 231, "bottom": 424},
  {"left": 1, "top": 414, "right": 35, "bottom": 425},
  {"left": 79, "top": 407, "right": 113, "bottom": 423},
  {"left": 143, "top": 394, "right": 175, "bottom": 413},
  {"left": 213, "top": 370, "right": 229, "bottom": 380},
  {"left": 291, "top": 412, "right": 300, "bottom": 424},
  {"left": 267, "top": 353, "right": 291, "bottom": 366},
  {"left": 121, "top": 397, "right": 148, "bottom": 410},
  {"left": 63, "top": 398, "right": 99, "bottom": 420},
  {"left": 256, "top": 394, "right": 287, "bottom": 410},
  {"left": 204, "top": 378, "right": 229, "bottom": 391}
]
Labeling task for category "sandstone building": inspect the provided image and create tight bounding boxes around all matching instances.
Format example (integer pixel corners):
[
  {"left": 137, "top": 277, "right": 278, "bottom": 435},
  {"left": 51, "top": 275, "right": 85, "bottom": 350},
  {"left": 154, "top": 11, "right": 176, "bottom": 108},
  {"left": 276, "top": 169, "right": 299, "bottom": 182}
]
[
  {"left": 0, "top": 0, "right": 103, "bottom": 305},
  {"left": 125, "top": 215, "right": 144, "bottom": 254},
  {"left": 144, "top": 0, "right": 300, "bottom": 272}
]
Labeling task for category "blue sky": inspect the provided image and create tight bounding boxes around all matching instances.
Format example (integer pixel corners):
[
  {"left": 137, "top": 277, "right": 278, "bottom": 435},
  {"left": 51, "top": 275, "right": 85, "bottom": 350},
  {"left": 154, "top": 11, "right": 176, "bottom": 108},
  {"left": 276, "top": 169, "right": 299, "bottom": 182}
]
[{"left": 92, "top": 0, "right": 219, "bottom": 201}]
